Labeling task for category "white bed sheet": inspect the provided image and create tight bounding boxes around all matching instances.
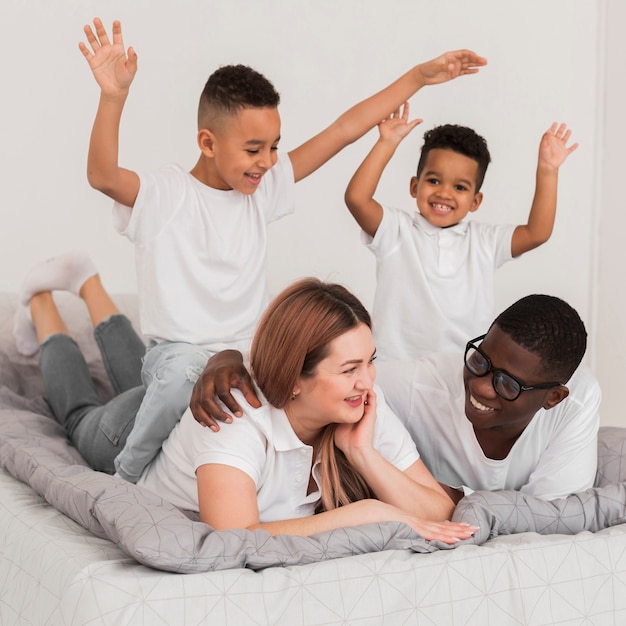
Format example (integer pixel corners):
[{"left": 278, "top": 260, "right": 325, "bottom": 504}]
[{"left": 3, "top": 466, "right": 626, "bottom": 626}]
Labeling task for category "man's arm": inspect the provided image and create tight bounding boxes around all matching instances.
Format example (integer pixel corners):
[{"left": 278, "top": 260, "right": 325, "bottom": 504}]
[
  {"left": 189, "top": 350, "right": 260, "bottom": 430},
  {"left": 344, "top": 102, "right": 421, "bottom": 237},
  {"left": 511, "top": 123, "right": 578, "bottom": 257},
  {"left": 79, "top": 18, "right": 140, "bottom": 208},
  {"left": 288, "top": 49, "right": 486, "bottom": 182}
]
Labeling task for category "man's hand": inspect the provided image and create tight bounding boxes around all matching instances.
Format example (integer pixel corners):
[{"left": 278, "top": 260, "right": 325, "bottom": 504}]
[
  {"left": 189, "top": 350, "right": 261, "bottom": 431},
  {"left": 538, "top": 122, "right": 578, "bottom": 172},
  {"left": 79, "top": 18, "right": 137, "bottom": 96},
  {"left": 419, "top": 49, "right": 487, "bottom": 86}
]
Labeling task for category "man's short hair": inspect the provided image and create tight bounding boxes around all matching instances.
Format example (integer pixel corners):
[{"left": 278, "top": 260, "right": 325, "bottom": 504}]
[
  {"left": 416, "top": 124, "right": 491, "bottom": 192},
  {"left": 198, "top": 64, "right": 280, "bottom": 128},
  {"left": 493, "top": 294, "right": 587, "bottom": 382}
]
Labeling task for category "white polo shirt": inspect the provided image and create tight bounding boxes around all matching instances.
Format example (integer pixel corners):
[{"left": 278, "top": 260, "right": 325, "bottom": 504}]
[
  {"left": 365, "top": 208, "right": 515, "bottom": 360},
  {"left": 138, "top": 385, "right": 420, "bottom": 521}
]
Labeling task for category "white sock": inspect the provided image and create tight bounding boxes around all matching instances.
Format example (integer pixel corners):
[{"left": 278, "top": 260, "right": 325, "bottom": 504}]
[
  {"left": 20, "top": 250, "right": 98, "bottom": 305},
  {"left": 12, "top": 303, "right": 39, "bottom": 357}
]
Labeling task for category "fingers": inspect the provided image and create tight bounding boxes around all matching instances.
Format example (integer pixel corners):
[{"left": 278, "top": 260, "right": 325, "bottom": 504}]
[
  {"left": 545, "top": 122, "right": 578, "bottom": 152},
  {"left": 414, "top": 520, "right": 478, "bottom": 544},
  {"left": 111, "top": 19, "right": 124, "bottom": 46},
  {"left": 80, "top": 17, "right": 123, "bottom": 56},
  {"left": 126, "top": 46, "right": 139, "bottom": 73},
  {"left": 445, "top": 49, "right": 488, "bottom": 73},
  {"left": 214, "top": 371, "right": 250, "bottom": 417},
  {"left": 189, "top": 377, "right": 232, "bottom": 430},
  {"left": 93, "top": 17, "right": 111, "bottom": 46},
  {"left": 241, "top": 381, "right": 262, "bottom": 409}
]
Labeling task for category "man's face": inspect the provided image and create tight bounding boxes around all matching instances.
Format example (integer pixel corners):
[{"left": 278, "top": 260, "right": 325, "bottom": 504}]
[
  {"left": 410, "top": 148, "right": 482, "bottom": 227},
  {"left": 204, "top": 106, "right": 281, "bottom": 194},
  {"left": 462, "top": 325, "right": 565, "bottom": 438}
]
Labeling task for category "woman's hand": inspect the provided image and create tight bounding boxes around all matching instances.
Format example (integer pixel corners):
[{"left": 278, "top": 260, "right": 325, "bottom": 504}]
[
  {"left": 348, "top": 500, "right": 477, "bottom": 544},
  {"left": 334, "top": 389, "right": 378, "bottom": 459},
  {"left": 406, "top": 517, "right": 477, "bottom": 544}
]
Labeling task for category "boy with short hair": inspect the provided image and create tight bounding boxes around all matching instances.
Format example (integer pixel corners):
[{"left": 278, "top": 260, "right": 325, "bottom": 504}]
[
  {"left": 344, "top": 106, "right": 578, "bottom": 360},
  {"left": 75, "top": 18, "right": 486, "bottom": 482}
]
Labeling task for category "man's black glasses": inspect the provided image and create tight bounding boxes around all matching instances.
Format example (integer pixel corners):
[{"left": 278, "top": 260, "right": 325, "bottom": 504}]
[{"left": 464, "top": 334, "right": 564, "bottom": 401}]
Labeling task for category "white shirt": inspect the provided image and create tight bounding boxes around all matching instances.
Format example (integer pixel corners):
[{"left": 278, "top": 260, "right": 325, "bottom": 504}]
[
  {"left": 138, "top": 385, "right": 420, "bottom": 521},
  {"left": 365, "top": 209, "right": 515, "bottom": 360},
  {"left": 376, "top": 354, "right": 601, "bottom": 500},
  {"left": 112, "top": 153, "right": 295, "bottom": 350}
]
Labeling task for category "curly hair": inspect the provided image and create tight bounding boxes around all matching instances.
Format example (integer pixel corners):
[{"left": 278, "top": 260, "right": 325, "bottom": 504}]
[
  {"left": 197, "top": 64, "right": 280, "bottom": 129},
  {"left": 416, "top": 124, "right": 491, "bottom": 191},
  {"left": 492, "top": 294, "right": 587, "bottom": 382}
]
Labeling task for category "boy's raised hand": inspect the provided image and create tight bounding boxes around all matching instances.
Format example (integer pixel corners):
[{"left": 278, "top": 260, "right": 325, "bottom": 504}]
[
  {"left": 79, "top": 18, "right": 137, "bottom": 96},
  {"left": 418, "top": 49, "right": 487, "bottom": 86},
  {"left": 538, "top": 123, "right": 578, "bottom": 171},
  {"left": 378, "top": 102, "right": 423, "bottom": 146}
]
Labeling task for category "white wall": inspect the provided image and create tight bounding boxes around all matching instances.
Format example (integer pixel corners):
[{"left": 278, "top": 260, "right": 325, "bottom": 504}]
[
  {"left": 596, "top": 0, "right": 625, "bottom": 427},
  {"left": 2, "top": 1, "right": 618, "bottom": 422}
]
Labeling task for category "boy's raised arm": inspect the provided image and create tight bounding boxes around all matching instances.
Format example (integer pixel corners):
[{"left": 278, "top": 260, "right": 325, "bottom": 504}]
[
  {"left": 511, "top": 123, "right": 579, "bottom": 258},
  {"left": 288, "top": 49, "right": 486, "bottom": 182},
  {"left": 344, "top": 103, "right": 422, "bottom": 237},
  {"left": 79, "top": 18, "right": 140, "bottom": 208}
]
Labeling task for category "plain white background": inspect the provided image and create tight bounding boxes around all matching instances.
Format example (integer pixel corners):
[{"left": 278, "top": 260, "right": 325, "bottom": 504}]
[{"left": 1, "top": 1, "right": 623, "bottom": 424}]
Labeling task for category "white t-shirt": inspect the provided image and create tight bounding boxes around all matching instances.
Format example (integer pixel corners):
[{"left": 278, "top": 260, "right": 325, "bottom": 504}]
[
  {"left": 138, "top": 385, "right": 420, "bottom": 521},
  {"left": 112, "top": 153, "right": 296, "bottom": 350},
  {"left": 376, "top": 354, "right": 601, "bottom": 500},
  {"left": 365, "top": 209, "right": 515, "bottom": 360}
]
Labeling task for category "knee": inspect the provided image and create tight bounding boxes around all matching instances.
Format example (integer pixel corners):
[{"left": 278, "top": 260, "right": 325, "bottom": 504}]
[{"left": 143, "top": 350, "right": 208, "bottom": 406}]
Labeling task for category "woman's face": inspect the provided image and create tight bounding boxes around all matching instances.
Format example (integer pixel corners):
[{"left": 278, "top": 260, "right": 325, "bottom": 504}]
[{"left": 294, "top": 323, "right": 376, "bottom": 428}]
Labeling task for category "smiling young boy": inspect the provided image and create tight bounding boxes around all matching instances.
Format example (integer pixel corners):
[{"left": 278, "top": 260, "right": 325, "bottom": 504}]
[
  {"left": 71, "top": 18, "right": 486, "bottom": 482},
  {"left": 344, "top": 108, "right": 578, "bottom": 359}
]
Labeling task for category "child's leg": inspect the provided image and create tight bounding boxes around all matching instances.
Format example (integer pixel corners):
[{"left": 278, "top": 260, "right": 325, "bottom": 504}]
[
  {"left": 79, "top": 274, "right": 145, "bottom": 394},
  {"left": 113, "top": 342, "right": 211, "bottom": 483},
  {"left": 33, "top": 292, "right": 142, "bottom": 473},
  {"left": 13, "top": 251, "right": 98, "bottom": 356}
]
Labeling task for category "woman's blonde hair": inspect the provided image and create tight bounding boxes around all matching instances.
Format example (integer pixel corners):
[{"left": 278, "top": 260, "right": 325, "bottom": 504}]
[{"left": 250, "top": 278, "right": 375, "bottom": 511}]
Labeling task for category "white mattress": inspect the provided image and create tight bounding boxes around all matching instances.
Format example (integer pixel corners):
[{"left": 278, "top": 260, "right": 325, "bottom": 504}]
[{"left": 3, "top": 466, "right": 626, "bottom": 625}]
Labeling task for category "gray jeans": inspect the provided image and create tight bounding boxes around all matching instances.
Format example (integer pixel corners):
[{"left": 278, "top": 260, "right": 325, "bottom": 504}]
[{"left": 39, "top": 314, "right": 146, "bottom": 474}]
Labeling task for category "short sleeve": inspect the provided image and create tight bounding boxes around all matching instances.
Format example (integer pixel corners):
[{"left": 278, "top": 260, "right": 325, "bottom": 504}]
[
  {"left": 363, "top": 206, "right": 406, "bottom": 258},
  {"left": 112, "top": 165, "right": 188, "bottom": 243},
  {"left": 520, "top": 365, "right": 601, "bottom": 500},
  {"left": 257, "top": 152, "right": 296, "bottom": 223},
  {"left": 185, "top": 410, "right": 268, "bottom": 486}
]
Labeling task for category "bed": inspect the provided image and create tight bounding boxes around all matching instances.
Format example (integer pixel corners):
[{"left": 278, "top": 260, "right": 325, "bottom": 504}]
[{"left": 2, "top": 292, "right": 626, "bottom": 626}]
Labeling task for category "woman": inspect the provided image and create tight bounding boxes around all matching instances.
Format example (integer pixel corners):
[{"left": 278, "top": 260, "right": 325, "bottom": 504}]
[
  {"left": 138, "top": 278, "right": 474, "bottom": 540},
  {"left": 16, "top": 253, "right": 474, "bottom": 541}
]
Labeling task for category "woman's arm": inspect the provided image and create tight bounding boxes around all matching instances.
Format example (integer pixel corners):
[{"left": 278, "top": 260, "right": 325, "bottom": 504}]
[
  {"left": 196, "top": 464, "right": 474, "bottom": 543},
  {"left": 335, "top": 389, "right": 456, "bottom": 520}
]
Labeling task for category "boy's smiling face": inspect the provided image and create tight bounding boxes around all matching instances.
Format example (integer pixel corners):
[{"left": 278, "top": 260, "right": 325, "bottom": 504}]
[
  {"left": 410, "top": 148, "right": 483, "bottom": 227},
  {"left": 199, "top": 106, "right": 281, "bottom": 194}
]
